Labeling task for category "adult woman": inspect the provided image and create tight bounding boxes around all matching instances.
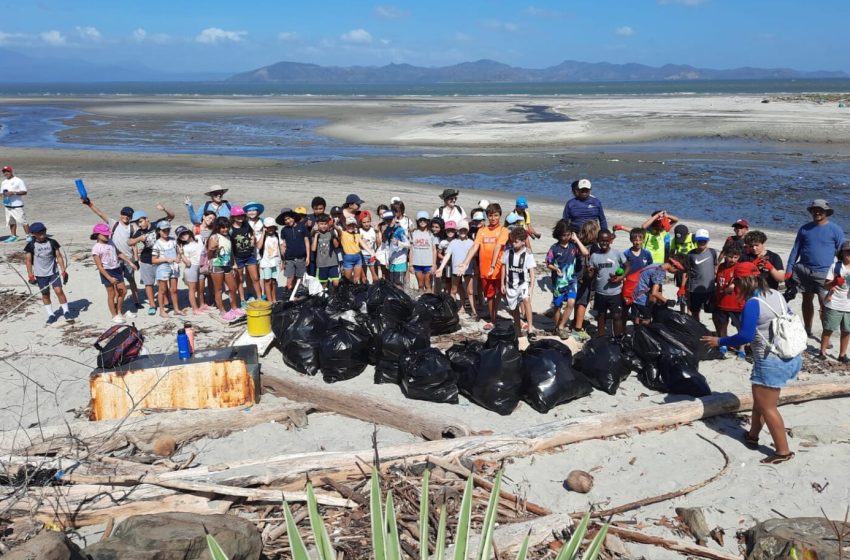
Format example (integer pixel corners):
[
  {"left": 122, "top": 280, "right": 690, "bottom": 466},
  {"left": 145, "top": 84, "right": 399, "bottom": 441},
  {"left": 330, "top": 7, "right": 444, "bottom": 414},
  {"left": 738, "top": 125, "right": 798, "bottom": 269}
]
[
  {"left": 207, "top": 217, "right": 243, "bottom": 321},
  {"left": 185, "top": 186, "right": 231, "bottom": 225},
  {"left": 433, "top": 188, "right": 467, "bottom": 225},
  {"left": 702, "top": 261, "right": 802, "bottom": 464},
  {"left": 341, "top": 193, "right": 364, "bottom": 223}
]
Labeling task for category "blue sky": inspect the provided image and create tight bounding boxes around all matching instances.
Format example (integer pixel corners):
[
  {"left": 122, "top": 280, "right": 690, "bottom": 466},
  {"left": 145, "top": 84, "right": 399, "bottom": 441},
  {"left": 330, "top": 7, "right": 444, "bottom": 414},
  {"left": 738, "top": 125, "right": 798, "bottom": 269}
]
[{"left": 1, "top": 0, "right": 848, "bottom": 74}]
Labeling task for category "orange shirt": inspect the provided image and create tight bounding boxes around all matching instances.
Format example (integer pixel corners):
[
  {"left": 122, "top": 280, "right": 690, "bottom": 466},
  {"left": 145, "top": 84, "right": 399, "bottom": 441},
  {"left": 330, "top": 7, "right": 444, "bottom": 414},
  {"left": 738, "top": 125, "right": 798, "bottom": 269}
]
[{"left": 474, "top": 225, "right": 510, "bottom": 279}]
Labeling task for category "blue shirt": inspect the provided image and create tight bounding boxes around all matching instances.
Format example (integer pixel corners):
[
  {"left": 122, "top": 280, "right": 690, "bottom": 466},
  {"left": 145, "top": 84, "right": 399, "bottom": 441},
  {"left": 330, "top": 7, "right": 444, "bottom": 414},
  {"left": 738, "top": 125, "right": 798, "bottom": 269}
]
[
  {"left": 545, "top": 242, "right": 580, "bottom": 281},
  {"left": 633, "top": 264, "right": 667, "bottom": 306},
  {"left": 787, "top": 221, "right": 845, "bottom": 274},
  {"left": 623, "top": 248, "right": 653, "bottom": 273},
  {"left": 185, "top": 200, "right": 232, "bottom": 224},
  {"left": 281, "top": 224, "right": 309, "bottom": 259},
  {"left": 562, "top": 196, "right": 608, "bottom": 231}
]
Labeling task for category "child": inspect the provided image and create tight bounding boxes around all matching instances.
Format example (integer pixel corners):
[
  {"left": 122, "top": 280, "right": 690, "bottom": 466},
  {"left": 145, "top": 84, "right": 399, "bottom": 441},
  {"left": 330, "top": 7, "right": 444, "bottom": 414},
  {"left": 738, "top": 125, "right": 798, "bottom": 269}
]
[
  {"left": 571, "top": 219, "right": 602, "bottom": 341},
  {"left": 514, "top": 196, "right": 541, "bottom": 240},
  {"left": 24, "top": 222, "right": 72, "bottom": 324},
  {"left": 244, "top": 202, "right": 265, "bottom": 238},
  {"left": 91, "top": 223, "right": 135, "bottom": 324},
  {"left": 502, "top": 228, "right": 537, "bottom": 337},
  {"left": 376, "top": 209, "right": 394, "bottom": 278},
  {"left": 546, "top": 219, "right": 589, "bottom": 339},
  {"left": 640, "top": 209, "right": 679, "bottom": 265},
  {"left": 229, "top": 206, "right": 262, "bottom": 303},
  {"left": 670, "top": 224, "right": 696, "bottom": 311},
  {"left": 255, "top": 217, "right": 283, "bottom": 303},
  {"left": 410, "top": 211, "right": 437, "bottom": 293},
  {"left": 339, "top": 216, "right": 376, "bottom": 284},
  {"left": 587, "top": 229, "right": 628, "bottom": 337},
  {"left": 276, "top": 208, "right": 310, "bottom": 291},
  {"left": 630, "top": 258, "right": 685, "bottom": 325},
  {"left": 151, "top": 220, "right": 185, "bottom": 318},
  {"left": 819, "top": 241, "right": 850, "bottom": 362},
  {"left": 623, "top": 228, "right": 653, "bottom": 273},
  {"left": 312, "top": 214, "right": 341, "bottom": 292},
  {"left": 436, "top": 220, "right": 457, "bottom": 294},
  {"left": 436, "top": 221, "right": 477, "bottom": 318},
  {"left": 713, "top": 244, "right": 743, "bottom": 342},
  {"left": 207, "top": 216, "right": 243, "bottom": 320},
  {"left": 683, "top": 228, "right": 718, "bottom": 322},
  {"left": 459, "top": 203, "right": 510, "bottom": 331},
  {"left": 176, "top": 226, "right": 208, "bottom": 314},
  {"left": 386, "top": 218, "right": 411, "bottom": 288},
  {"left": 430, "top": 217, "right": 447, "bottom": 292},
  {"left": 359, "top": 211, "right": 381, "bottom": 284},
  {"left": 306, "top": 196, "right": 326, "bottom": 231}
]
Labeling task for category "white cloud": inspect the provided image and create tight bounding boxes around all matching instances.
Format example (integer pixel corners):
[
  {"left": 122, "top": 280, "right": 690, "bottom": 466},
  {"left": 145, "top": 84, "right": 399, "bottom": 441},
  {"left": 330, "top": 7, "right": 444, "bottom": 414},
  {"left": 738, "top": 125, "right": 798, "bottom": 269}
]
[
  {"left": 132, "top": 28, "right": 147, "bottom": 42},
  {"left": 481, "top": 19, "right": 518, "bottom": 32},
  {"left": 195, "top": 27, "right": 247, "bottom": 44},
  {"left": 374, "top": 5, "right": 409, "bottom": 19},
  {"left": 340, "top": 28, "right": 373, "bottom": 44},
  {"left": 658, "top": 0, "right": 706, "bottom": 5},
  {"left": 380, "top": 38, "right": 391, "bottom": 45},
  {"left": 40, "top": 30, "right": 66, "bottom": 45},
  {"left": 76, "top": 26, "right": 102, "bottom": 41},
  {"left": 524, "top": 6, "right": 561, "bottom": 17},
  {"left": 278, "top": 31, "right": 299, "bottom": 42},
  {"left": 615, "top": 26, "right": 634, "bottom": 36}
]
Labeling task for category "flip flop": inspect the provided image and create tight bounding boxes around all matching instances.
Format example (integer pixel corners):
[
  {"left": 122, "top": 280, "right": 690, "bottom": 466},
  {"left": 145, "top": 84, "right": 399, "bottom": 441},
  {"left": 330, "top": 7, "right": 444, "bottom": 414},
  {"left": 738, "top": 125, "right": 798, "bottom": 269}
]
[
  {"left": 744, "top": 433, "right": 759, "bottom": 450},
  {"left": 147, "top": 307, "right": 157, "bottom": 316},
  {"left": 760, "top": 452, "right": 795, "bottom": 465}
]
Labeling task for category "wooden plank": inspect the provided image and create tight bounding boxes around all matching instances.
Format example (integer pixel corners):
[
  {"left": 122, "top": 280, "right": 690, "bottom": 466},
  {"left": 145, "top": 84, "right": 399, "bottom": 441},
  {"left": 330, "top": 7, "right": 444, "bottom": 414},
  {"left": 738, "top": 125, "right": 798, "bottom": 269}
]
[{"left": 231, "top": 329, "right": 276, "bottom": 356}]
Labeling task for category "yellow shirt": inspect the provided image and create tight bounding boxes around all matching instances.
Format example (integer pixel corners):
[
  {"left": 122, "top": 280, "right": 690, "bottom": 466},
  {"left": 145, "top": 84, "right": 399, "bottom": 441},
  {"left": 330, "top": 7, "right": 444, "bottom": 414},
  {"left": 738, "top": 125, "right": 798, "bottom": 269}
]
[{"left": 340, "top": 231, "right": 361, "bottom": 255}]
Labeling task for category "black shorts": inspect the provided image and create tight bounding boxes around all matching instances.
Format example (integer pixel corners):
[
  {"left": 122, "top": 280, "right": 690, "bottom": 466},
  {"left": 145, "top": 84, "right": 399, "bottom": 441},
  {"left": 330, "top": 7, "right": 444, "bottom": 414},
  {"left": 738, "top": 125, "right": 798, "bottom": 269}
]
[
  {"left": 630, "top": 302, "right": 653, "bottom": 322},
  {"left": 594, "top": 293, "right": 624, "bottom": 317},
  {"left": 791, "top": 263, "right": 827, "bottom": 296},
  {"left": 575, "top": 279, "right": 592, "bottom": 307},
  {"left": 687, "top": 291, "right": 714, "bottom": 313},
  {"left": 36, "top": 273, "right": 62, "bottom": 294},
  {"left": 714, "top": 309, "right": 742, "bottom": 329}
]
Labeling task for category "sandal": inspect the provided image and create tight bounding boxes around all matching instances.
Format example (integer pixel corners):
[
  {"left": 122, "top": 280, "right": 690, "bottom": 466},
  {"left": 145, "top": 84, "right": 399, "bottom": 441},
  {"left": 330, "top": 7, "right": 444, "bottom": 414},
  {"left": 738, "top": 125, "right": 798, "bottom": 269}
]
[
  {"left": 147, "top": 306, "right": 158, "bottom": 316},
  {"left": 760, "top": 452, "right": 795, "bottom": 465},
  {"left": 744, "top": 433, "right": 759, "bottom": 450}
]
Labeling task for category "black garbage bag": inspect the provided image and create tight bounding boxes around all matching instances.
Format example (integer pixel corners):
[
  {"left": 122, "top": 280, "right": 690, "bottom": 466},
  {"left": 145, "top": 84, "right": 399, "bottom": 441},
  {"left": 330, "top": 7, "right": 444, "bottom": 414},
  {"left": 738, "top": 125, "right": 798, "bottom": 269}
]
[
  {"left": 458, "top": 334, "right": 523, "bottom": 416},
  {"left": 319, "top": 322, "right": 371, "bottom": 383},
  {"left": 399, "top": 348, "right": 459, "bottom": 404},
  {"left": 522, "top": 339, "right": 593, "bottom": 413},
  {"left": 279, "top": 305, "right": 332, "bottom": 375},
  {"left": 271, "top": 299, "right": 310, "bottom": 341},
  {"left": 637, "top": 362, "right": 665, "bottom": 392},
  {"left": 446, "top": 340, "right": 484, "bottom": 374},
  {"left": 366, "top": 280, "right": 414, "bottom": 323},
  {"left": 658, "top": 356, "right": 712, "bottom": 397},
  {"left": 374, "top": 321, "right": 429, "bottom": 384},
  {"left": 632, "top": 326, "right": 664, "bottom": 363},
  {"left": 573, "top": 336, "right": 631, "bottom": 395},
  {"left": 415, "top": 293, "right": 460, "bottom": 335},
  {"left": 486, "top": 322, "right": 520, "bottom": 349},
  {"left": 652, "top": 307, "right": 723, "bottom": 361},
  {"left": 651, "top": 323, "right": 698, "bottom": 369}
]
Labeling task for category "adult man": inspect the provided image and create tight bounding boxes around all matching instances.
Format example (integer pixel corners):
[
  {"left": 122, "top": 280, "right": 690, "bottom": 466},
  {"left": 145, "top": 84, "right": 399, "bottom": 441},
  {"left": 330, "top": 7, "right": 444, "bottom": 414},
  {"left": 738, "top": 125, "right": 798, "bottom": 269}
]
[
  {"left": 128, "top": 204, "right": 176, "bottom": 314},
  {"left": 84, "top": 199, "right": 143, "bottom": 308},
  {"left": 434, "top": 188, "right": 467, "bottom": 225},
  {"left": 2, "top": 166, "right": 29, "bottom": 242},
  {"left": 185, "top": 187, "right": 231, "bottom": 224},
  {"left": 562, "top": 179, "right": 607, "bottom": 231},
  {"left": 786, "top": 199, "right": 845, "bottom": 336}
]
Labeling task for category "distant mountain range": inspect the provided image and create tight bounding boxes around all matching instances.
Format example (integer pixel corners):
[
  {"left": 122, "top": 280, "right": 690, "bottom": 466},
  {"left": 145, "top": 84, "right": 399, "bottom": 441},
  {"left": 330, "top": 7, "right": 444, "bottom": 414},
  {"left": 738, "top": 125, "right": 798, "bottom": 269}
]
[{"left": 229, "top": 59, "right": 849, "bottom": 83}]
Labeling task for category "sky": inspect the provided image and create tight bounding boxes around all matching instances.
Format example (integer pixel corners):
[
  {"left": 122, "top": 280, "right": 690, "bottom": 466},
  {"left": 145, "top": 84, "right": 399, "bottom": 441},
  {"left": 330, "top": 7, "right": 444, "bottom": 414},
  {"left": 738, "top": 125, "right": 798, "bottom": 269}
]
[{"left": 0, "top": 0, "right": 848, "bottom": 75}]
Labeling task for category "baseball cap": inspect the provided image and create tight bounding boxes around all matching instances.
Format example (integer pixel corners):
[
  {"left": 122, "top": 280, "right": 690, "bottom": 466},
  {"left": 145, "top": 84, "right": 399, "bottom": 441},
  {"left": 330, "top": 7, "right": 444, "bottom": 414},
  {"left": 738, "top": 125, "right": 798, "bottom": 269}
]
[
  {"left": 457, "top": 220, "right": 470, "bottom": 231},
  {"left": 2, "top": 166, "right": 12, "bottom": 173},
  {"left": 131, "top": 210, "right": 147, "bottom": 222},
  {"left": 573, "top": 179, "right": 592, "bottom": 190},
  {"left": 345, "top": 216, "right": 358, "bottom": 225},
  {"left": 345, "top": 194, "right": 364, "bottom": 206},
  {"left": 390, "top": 196, "right": 402, "bottom": 204},
  {"left": 477, "top": 200, "right": 490, "bottom": 210},
  {"left": 174, "top": 225, "right": 190, "bottom": 237},
  {"left": 673, "top": 224, "right": 689, "bottom": 242},
  {"left": 155, "top": 220, "right": 172, "bottom": 231},
  {"left": 293, "top": 206, "right": 307, "bottom": 215},
  {"left": 472, "top": 211, "right": 485, "bottom": 221},
  {"left": 807, "top": 199, "right": 834, "bottom": 216},
  {"left": 416, "top": 210, "right": 430, "bottom": 221},
  {"left": 837, "top": 240, "right": 850, "bottom": 256},
  {"left": 515, "top": 196, "right": 528, "bottom": 209},
  {"left": 381, "top": 210, "right": 394, "bottom": 219},
  {"left": 263, "top": 217, "right": 277, "bottom": 227},
  {"left": 694, "top": 228, "right": 710, "bottom": 241},
  {"left": 29, "top": 222, "right": 46, "bottom": 234},
  {"left": 120, "top": 206, "right": 134, "bottom": 217},
  {"left": 330, "top": 205, "right": 343, "bottom": 215},
  {"left": 445, "top": 220, "right": 458, "bottom": 230},
  {"left": 90, "top": 223, "right": 111, "bottom": 239},
  {"left": 734, "top": 261, "right": 761, "bottom": 279},
  {"left": 732, "top": 218, "right": 750, "bottom": 228},
  {"left": 358, "top": 210, "right": 371, "bottom": 221},
  {"left": 505, "top": 212, "right": 521, "bottom": 225}
]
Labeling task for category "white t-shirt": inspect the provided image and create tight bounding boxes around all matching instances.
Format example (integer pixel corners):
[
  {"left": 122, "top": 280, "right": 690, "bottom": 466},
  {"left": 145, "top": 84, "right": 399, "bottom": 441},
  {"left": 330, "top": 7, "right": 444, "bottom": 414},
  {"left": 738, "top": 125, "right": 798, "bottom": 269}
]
[
  {"left": 502, "top": 248, "right": 536, "bottom": 289},
  {"left": 446, "top": 238, "right": 474, "bottom": 275},
  {"left": 360, "top": 227, "right": 378, "bottom": 257},
  {"left": 826, "top": 261, "right": 850, "bottom": 312},
  {"left": 1, "top": 176, "right": 27, "bottom": 207},
  {"left": 433, "top": 205, "right": 467, "bottom": 225},
  {"left": 260, "top": 235, "right": 282, "bottom": 268},
  {"left": 181, "top": 240, "right": 203, "bottom": 267}
]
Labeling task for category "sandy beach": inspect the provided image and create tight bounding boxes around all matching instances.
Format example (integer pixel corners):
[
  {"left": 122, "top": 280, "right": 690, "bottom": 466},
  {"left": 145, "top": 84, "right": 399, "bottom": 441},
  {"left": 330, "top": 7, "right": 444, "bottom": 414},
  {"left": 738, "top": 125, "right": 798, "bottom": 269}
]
[{"left": 1, "top": 96, "right": 849, "bottom": 558}]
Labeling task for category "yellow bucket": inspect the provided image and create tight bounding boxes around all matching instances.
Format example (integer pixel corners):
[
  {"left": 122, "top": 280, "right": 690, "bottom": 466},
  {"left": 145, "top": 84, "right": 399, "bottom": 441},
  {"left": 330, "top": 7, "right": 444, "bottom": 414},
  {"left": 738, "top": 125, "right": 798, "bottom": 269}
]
[{"left": 245, "top": 300, "right": 272, "bottom": 337}]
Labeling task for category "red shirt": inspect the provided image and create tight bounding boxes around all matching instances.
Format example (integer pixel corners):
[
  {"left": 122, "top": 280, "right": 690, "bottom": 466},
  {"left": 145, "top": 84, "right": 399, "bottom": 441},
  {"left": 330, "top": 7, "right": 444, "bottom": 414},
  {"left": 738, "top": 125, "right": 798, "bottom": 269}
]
[{"left": 715, "top": 264, "right": 744, "bottom": 312}]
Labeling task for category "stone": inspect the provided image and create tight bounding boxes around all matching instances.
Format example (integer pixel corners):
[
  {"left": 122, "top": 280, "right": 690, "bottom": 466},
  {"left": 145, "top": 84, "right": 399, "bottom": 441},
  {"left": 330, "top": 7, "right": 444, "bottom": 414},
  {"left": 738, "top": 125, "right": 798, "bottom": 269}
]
[
  {"left": 83, "top": 512, "right": 262, "bottom": 560},
  {"left": 4, "top": 531, "right": 86, "bottom": 560},
  {"left": 746, "top": 517, "right": 849, "bottom": 560}
]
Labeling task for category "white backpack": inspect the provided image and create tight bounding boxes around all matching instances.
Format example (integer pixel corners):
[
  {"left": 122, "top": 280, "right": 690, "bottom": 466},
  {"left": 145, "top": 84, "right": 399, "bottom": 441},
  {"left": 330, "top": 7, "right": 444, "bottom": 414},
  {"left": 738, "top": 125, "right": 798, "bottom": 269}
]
[{"left": 753, "top": 296, "right": 807, "bottom": 359}]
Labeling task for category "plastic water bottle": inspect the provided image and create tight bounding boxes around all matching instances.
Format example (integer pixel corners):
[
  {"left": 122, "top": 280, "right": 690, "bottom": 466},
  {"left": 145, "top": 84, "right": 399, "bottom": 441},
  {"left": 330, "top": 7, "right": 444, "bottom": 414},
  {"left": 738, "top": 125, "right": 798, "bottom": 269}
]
[
  {"left": 183, "top": 322, "right": 195, "bottom": 354},
  {"left": 177, "top": 329, "right": 191, "bottom": 360},
  {"left": 615, "top": 267, "right": 625, "bottom": 276}
]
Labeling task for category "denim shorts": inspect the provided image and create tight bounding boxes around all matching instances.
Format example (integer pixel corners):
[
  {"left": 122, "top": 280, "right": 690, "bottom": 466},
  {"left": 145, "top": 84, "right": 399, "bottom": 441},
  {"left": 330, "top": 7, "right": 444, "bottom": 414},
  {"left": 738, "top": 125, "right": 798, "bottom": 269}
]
[
  {"left": 100, "top": 267, "right": 124, "bottom": 286},
  {"left": 751, "top": 354, "right": 802, "bottom": 389},
  {"left": 36, "top": 273, "right": 62, "bottom": 294},
  {"left": 413, "top": 265, "right": 432, "bottom": 274},
  {"left": 342, "top": 253, "right": 363, "bottom": 270},
  {"left": 235, "top": 254, "right": 258, "bottom": 268}
]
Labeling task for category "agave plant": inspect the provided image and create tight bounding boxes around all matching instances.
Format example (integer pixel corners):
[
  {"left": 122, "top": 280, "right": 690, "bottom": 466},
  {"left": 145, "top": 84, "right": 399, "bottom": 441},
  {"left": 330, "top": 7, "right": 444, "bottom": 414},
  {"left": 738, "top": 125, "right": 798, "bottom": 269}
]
[{"left": 211, "top": 467, "right": 608, "bottom": 559}]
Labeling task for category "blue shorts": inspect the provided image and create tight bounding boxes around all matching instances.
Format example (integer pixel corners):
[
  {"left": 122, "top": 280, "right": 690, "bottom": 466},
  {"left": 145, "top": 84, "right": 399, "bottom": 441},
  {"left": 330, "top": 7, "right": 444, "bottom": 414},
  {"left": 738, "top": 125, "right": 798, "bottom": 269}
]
[
  {"left": 155, "top": 264, "right": 178, "bottom": 282},
  {"left": 552, "top": 278, "right": 578, "bottom": 308},
  {"left": 317, "top": 265, "right": 341, "bottom": 283},
  {"left": 751, "top": 354, "right": 802, "bottom": 389},
  {"left": 100, "top": 267, "right": 124, "bottom": 286},
  {"left": 235, "top": 254, "right": 258, "bottom": 268},
  {"left": 389, "top": 262, "right": 407, "bottom": 273},
  {"left": 413, "top": 265, "right": 432, "bottom": 274},
  {"left": 342, "top": 253, "right": 363, "bottom": 270},
  {"left": 36, "top": 273, "right": 62, "bottom": 294}
]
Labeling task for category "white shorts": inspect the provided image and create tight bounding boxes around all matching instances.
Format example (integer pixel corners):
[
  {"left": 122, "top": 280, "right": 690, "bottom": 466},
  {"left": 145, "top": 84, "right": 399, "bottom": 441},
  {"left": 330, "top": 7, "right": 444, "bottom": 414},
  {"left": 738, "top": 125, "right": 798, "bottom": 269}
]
[
  {"left": 4, "top": 206, "right": 25, "bottom": 227},
  {"left": 505, "top": 284, "right": 530, "bottom": 311}
]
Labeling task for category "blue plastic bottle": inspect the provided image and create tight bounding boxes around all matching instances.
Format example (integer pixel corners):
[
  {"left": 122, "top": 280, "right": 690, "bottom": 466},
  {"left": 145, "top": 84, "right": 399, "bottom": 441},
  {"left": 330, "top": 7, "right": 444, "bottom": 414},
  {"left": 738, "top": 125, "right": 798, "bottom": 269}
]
[{"left": 177, "top": 329, "right": 191, "bottom": 360}]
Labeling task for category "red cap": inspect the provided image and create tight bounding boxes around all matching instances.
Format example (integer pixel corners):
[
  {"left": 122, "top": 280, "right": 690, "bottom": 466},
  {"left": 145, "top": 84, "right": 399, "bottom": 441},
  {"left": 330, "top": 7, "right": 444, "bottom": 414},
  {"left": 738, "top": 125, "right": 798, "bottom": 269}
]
[
  {"left": 666, "top": 257, "right": 685, "bottom": 271},
  {"left": 732, "top": 219, "right": 749, "bottom": 228},
  {"left": 2, "top": 166, "right": 12, "bottom": 173},
  {"left": 358, "top": 210, "right": 371, "bottom": 221},
  {"left": 733, "top": 261, "right": 761, "bottom": 279}
]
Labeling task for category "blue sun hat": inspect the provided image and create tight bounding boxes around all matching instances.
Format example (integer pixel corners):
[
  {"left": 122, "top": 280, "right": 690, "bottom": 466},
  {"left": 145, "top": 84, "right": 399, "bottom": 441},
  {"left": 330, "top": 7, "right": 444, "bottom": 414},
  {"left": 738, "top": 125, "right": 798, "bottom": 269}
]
[
  {"left": 243, "top": 202, "right": 265, "bottom": 215},
  {"left": 506, "top": 212, "right": 521, "bottom": 225},
  {"left": 515, "top": 196, "right": 528, "bottom": 209}
]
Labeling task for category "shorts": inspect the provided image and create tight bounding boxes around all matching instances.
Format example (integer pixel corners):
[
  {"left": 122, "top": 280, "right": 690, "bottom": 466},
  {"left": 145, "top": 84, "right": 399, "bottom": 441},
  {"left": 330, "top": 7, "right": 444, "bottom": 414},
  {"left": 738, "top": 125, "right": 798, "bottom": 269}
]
[
  {"left": 4, "top": 206, "right": 26, "bottom": 226},
  {"left": 100, "top": 267, "right": 124, "bottom": 287},
  {"left": 235, "top": 254, "right": 258, "bottom": 268},
  {"left": 552, "top": 278, "right": 578, "bottom": 308},
  {"left": 575, "top": 279, "right": 592, "bottom": 307},
  {"left": 155, "top": 264, "right": 178, "bottom": 282},
  {"left": 823, "top": 307, "right": 850, "bottom": 333},
  {"left": 687, "top": 291, "right": 714, "bottom": 313},
  {"left": 36, "top": 273, "right": 62, "bottom": 294},
  {"left": 594, "top": 293, "right": 624, "bottom": 317},
  {"left": 211, "top": 264, "right": 233, "bottom": 274},
  {"left": 139, "top": 262, "right": 156, "bottom": 286},
  {"left": 792, "top": 263, "right": 826, "bottom": 296},
  {"left": 481, "top": 277, "right": 500, "bottom": 299},
  {"left": 505, "top": 283, "right": 530, "bottom": 310},
  {"left": 342, "top": 253, "right": 363, "bottom": 270},
  {"left": 183, "top": 264, "right": 200, "bottom": 284},
  {"left": 714, "top": 309, "right": 742, "bottom": 329},
  {"left": 751, "top": 354, "right": 801, "bottom": 389},
  {"left": 389, "top": 262, "right": 407, "bottom": 273},
  {"left": 317, "top": 265, "right": 341, "bottom": 283},
  {"left": 630, "top": 302, "right": 653, "bottom": 322},
  {"left": 260, "top": 266, "right": 279, "bottom": 280},
  {"left": 413, "top": 265, "right": 432, "bottom": 274},
  {"left": 284, "top": 258, "right": 307, "bottom": 278}
]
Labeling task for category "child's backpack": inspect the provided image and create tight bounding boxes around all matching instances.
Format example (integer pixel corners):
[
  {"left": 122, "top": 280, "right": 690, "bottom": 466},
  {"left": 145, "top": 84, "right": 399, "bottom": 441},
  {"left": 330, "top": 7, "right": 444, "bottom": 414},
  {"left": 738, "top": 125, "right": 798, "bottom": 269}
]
[
  {"left": 94, "top": 324, "right": 145, "bottom": 369},
  {"left": 199, "top": 245, "right": 211, "bottom": 275},
  {"left": 753, "top": 296, "right": 806, "bottom": 360}
]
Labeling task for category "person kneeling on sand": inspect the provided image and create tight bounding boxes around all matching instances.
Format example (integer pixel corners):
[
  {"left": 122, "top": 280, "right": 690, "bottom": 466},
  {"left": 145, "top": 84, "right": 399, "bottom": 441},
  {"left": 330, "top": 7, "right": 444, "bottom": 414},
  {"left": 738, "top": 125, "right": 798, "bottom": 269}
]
[
  {"left": 24, "top": 222, "right": 72, "bottom": 324},
  {"left": 702, "top": 261, "right": 803, "bottom": 465},
  {"left": 628, "top": 257, "right": 685, "bottom": 325}
]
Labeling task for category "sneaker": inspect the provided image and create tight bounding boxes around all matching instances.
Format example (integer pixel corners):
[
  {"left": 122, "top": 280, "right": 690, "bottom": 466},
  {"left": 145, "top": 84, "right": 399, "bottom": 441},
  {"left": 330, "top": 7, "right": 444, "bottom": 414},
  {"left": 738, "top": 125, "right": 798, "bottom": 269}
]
[
  {"left": 573, "top": 329, "right": 591, "bottom": 341},
  {"left": 838, "top": 355, "right": 849, "bottom": 364},
  {"left": 112, "top": 314, "right": 126, "bottom": 324},
  {"left": 234, "top": 308, "right": 247, "bottom": 317},
  {"left": 558, "top": 327, "right": 571, "bottom": 340},
  {"left": 221, "top": 309, "right": 238, "bottom": 322},
  {"left": 3, "top": 235, "right": 18, "bottom": 243},
  {"left": 814, "top": 353, "right": 827, "bottom": 361},
  {"left": 124, "top": 310, "right": 137, "bottom": 319},
  {"left": 147, "top": 306, "right": 157, "bottom": 316}
]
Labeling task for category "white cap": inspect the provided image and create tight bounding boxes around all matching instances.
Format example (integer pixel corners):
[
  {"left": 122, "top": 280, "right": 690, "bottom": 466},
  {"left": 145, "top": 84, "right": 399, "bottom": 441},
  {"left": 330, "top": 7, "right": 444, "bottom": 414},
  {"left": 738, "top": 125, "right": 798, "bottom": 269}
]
[
  {"left": 576, "top": 179, "right": 592, "bottom": 190},
  {"left": 263, "top": 217, "right": 277, "bottom": 227},
  {"left": 478, "top": 199, "right": 490, "bottom": 210},
  {"left": 390, "top": 196, "right": 402, "bottom": 204},
  {"left": 472, "top": 211, "right": 485, "bottom": 221},
  {"left": 694, "top": 228, "right": 710, "bottom": 241},
  {"left": 457, "top": 220, "right": 470, "bottom": 230},
  {"left": 439, "top": 240, "right": 449, "bottom": 250},
  {"left": 345, "top": 216, "right": 357, "bottom": 225}
]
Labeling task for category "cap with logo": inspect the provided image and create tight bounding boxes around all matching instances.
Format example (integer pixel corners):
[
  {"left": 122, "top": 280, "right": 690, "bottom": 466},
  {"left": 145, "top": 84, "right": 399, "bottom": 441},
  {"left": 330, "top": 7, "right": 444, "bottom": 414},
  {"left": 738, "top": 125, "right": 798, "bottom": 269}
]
[
  {"left": 694, "top": 228, "right": 710, "bottom": 241},
  {"left": 573, "top": 178, "right": 592, "bottom": 190},
  {"left": 732, "top": 218, "right": 750, "bottom": 229},
  {"left": 445, "top": 220, "right": 458, "bottom": 230},
  {"left": 90, "top": 223, "right": 112, "bottom": 239},
  {"left": 381, "top": 210, "right": 394, "bottom": 219}
]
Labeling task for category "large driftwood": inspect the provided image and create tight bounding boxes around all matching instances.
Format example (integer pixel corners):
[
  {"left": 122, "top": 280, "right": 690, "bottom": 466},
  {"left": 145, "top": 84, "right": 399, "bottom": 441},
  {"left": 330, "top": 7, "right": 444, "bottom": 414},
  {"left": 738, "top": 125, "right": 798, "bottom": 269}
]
[
  {"left": 607, "top": 524, "right": 742, "bottom": 560},
  {"left": 160, "top": 379, "right": 850, "bottom": 488},
  {"left": 262, "top": 367, "right": 471, "bottom": 440},
  {"left": 0, "top": 401, "right": 311, "bottom": 456}
]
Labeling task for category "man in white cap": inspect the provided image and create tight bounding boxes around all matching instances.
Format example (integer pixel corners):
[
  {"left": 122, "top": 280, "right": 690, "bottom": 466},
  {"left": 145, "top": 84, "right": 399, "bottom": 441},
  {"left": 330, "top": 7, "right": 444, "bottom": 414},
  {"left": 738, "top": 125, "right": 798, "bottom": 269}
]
[
  {"left": 562, "top": 179, "right": 608, "bottom": 230},
  {"left": 1, "top": 165, "right": 29, "bottom": 242},
  {"left": 786, "top": 198, "right": 845, "bottom": 336}
]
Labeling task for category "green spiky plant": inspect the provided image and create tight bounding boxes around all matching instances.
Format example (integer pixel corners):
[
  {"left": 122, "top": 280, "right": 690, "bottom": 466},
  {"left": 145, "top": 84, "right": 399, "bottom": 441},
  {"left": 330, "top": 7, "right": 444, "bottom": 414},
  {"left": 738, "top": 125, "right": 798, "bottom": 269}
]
[{"left": 211, "top": 467, "right": 608, "bottom": 559}]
